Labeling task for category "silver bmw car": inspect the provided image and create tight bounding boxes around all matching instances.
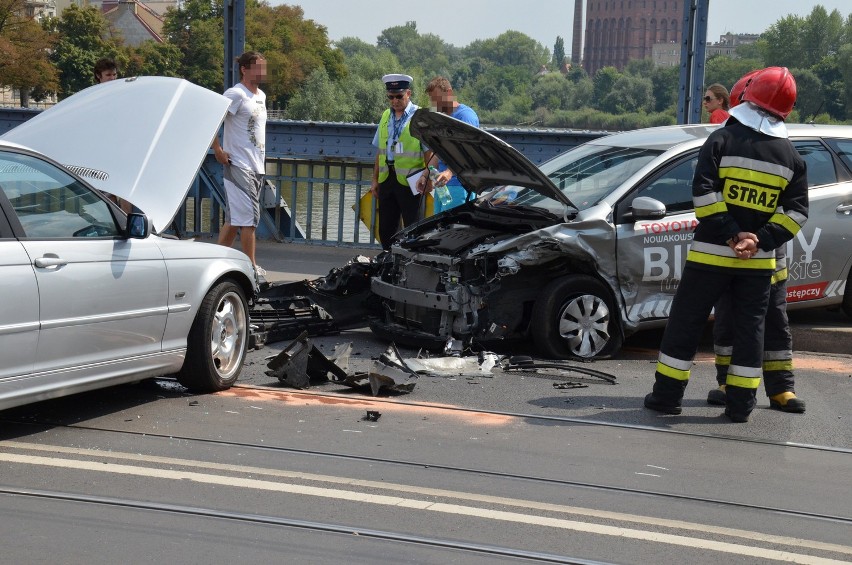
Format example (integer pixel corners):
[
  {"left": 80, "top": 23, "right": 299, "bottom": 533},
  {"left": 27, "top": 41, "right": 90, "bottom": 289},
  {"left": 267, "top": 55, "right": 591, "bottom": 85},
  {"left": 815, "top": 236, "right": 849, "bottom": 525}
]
[
  {"left": 370, "top": 109, "right": 852, "bottom": 359},
  {"left": 0, "top": 77, "right": 257, "bottom": 411}
]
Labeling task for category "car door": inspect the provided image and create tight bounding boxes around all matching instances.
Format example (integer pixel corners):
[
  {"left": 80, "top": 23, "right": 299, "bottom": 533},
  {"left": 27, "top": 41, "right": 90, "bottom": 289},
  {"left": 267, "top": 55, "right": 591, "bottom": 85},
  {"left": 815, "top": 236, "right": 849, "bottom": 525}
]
[
  {"left": 785, "top": 139, "right": 852, "bottom": 307},
  {"left": 3, "top": 150, "right": 169, "bottom": 377},
  {"left": 614, "top": 152, "right": 699, "bottom": 323},
  {"left": 0, "top": 179, "right": 39, "bottom": 380}
]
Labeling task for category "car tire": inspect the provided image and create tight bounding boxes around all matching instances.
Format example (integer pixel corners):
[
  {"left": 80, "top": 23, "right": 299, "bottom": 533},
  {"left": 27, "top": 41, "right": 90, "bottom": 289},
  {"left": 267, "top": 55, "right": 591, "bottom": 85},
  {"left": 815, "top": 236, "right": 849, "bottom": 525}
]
[
  {"left": 177, "top": 280, "right": 248, "bottom": 392},
  {"left": 842, "top": 270, "right": 852, "bottom": 319},
  {"left": 531, "top": 275, "right": 622, "bottom": 359}
]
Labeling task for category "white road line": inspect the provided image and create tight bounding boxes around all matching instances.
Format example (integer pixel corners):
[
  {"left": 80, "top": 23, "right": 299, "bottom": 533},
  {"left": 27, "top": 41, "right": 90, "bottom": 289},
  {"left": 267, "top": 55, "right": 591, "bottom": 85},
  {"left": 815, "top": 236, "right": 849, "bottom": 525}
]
[{"left": 2, "top": 442, "right": 851, "bottom": 561}]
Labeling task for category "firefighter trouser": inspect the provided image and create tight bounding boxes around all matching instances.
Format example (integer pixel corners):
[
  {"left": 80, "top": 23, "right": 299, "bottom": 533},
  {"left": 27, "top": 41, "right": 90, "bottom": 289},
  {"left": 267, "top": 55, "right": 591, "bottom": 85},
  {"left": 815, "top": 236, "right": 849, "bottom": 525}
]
[
  {"left": 713, "top": 279, "right": 795, "bottom": 397},
  {"left": 653, "top": 265, "right": 772, "bottom": 415},
  {"left": 378, "top": 164, "right": 423, "bottom": 250}
]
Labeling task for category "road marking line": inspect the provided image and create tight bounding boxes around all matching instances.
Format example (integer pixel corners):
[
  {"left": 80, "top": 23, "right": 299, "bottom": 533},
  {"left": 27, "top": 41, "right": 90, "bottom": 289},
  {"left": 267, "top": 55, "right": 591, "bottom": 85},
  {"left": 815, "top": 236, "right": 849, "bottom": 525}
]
[{"left": 1, "top": 446, "right": 849, "bottom": 563}]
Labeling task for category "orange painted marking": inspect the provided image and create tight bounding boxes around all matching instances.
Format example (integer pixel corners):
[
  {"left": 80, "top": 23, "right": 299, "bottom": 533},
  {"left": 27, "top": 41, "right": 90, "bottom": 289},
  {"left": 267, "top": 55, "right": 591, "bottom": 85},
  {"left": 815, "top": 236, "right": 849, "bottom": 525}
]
[
  {"left": 793, "top": 355, "right": 852, "bottom": 374},
  {"left": 217, "top": 386, "right": 515, "bottom": 426}
]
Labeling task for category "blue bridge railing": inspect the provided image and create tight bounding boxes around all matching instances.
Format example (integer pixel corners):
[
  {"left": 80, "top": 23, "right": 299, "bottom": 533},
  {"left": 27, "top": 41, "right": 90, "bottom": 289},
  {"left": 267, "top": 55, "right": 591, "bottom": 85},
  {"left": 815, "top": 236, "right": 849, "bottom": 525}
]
[{"left": 0, "top": 107, "right": 607, "bottom": 246}]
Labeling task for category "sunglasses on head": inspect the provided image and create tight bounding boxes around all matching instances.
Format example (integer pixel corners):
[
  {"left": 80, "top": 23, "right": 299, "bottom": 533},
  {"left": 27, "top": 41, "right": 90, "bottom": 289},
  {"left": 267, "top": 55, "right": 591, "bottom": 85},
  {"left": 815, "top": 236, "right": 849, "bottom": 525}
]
[
  {"left": 703, "top": 96, "right": 715, "bottom": 102},
  {"left": 387, "top": 94, "right": 404, "bottom": 100}
]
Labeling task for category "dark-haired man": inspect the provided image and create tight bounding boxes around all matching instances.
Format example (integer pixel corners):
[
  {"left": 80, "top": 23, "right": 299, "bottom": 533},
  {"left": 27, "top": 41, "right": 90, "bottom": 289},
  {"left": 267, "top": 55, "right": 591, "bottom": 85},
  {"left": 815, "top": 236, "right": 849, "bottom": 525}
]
[{"left": 213, "top": 51, "right": 268, "bottom": 277}]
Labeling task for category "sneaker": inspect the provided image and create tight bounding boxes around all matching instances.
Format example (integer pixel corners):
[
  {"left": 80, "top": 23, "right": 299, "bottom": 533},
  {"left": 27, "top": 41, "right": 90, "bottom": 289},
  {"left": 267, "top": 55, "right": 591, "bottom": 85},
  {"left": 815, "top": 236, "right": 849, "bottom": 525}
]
[
  {"left": 707, "top": 385, "right": 726, "bottom": 406},
  {"left": 254, "top": 265, "right": 267, "bottom": 277},
  {"left": 644, "top": 392, "right": 682, "bottom": 415},
  {"left": 724, "top": 408, "right": 750, "bottom": 423},
  {"left": 769, "top": 392, "right": 806, "bottom": 413}
]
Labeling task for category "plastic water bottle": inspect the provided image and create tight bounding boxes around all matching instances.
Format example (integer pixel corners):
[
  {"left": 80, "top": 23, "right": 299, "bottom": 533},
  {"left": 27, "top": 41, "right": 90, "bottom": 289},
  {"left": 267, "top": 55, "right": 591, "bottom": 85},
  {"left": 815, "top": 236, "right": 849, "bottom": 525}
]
[{"left": 429, "top": 166, "right": 453, "bottom": 207}]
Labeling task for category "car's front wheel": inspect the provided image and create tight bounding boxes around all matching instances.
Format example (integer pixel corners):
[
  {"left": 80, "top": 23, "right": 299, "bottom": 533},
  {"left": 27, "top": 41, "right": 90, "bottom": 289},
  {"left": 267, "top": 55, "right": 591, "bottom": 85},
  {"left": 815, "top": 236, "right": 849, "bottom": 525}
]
[
  {"left": 842, "top": 268, "right": 852, "bottom": 319},
  {"left": 531, "top": 275, "right": 622, "bottom": 359},
  {"left": 177, "top": 280, "right": 248, "bottom": 391}
]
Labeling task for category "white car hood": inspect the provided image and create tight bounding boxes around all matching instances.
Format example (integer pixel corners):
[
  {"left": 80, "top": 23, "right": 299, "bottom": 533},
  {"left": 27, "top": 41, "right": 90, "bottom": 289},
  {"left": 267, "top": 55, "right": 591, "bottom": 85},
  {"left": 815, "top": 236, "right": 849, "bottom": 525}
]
[{"left": 1, "top": 76, "right": 229, "bottom": 232}]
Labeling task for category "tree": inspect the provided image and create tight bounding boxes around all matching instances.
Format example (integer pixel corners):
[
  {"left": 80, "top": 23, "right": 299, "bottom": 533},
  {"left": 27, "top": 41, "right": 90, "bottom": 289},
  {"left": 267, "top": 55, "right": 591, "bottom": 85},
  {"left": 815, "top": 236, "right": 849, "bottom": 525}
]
[
  {"left": 465, "top": 31, "right": 548, "bottom": 69},
  {"left": 838, "top": 43, "right": 852, "bottom": 120},
  {"left": 648, "top": 66, "right": 679, "bottom": 112},
  {"left": 121, "top": 41, "right": 183, "bottom": 78},
  {"left": 789, "top": 68, "right": 824, "bottom": 122},
  {"left": 0, "top": 0, "right": 58, "bottom": 105},
  {"left": 162, "top": 0, "right": 223, "bottom": 91},
  {"left": 760, "top": 7, "right": 846, "bottom": 69},
  {"left": 245, "top": 1, "right": 345, "bottom": 108},
  {"left": 600, "top": 74, "right": 654, "bottom": 114},
  {"left": 552, "top": 36, "right": 565, "bottom": 70},
  {"left": 530, "top": 73, "right": 572, "bottom": 110},
  {"left": 592, "top": 66, "right": 620, "bottom": 108},
  {"left": 704, "top": 55, "right": 763, "bottom": 93},
  {"left": 285, "top": 67, "right": 352, "bottom": 121},
  {"left": 46, "top": 4, "right": 113, "bottom": 98}
]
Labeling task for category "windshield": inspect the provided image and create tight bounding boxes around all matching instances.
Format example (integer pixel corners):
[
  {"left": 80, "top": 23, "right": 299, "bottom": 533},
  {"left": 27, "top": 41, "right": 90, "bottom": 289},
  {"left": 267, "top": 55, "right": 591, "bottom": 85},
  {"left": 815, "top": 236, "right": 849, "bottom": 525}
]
[{"left": 482, "top": 144, "right": 663, "bottom": 212}]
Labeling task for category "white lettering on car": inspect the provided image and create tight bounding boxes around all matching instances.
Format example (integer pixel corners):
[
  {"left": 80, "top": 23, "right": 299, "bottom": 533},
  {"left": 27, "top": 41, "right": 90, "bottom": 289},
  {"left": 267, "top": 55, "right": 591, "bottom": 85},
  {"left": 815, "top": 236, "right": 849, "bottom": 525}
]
[
  {"left": 786, "top": 228, "right": 822, "bottom": 282},
  {"left": 643, "top": 245, "right": 687, "bottom": 282}
]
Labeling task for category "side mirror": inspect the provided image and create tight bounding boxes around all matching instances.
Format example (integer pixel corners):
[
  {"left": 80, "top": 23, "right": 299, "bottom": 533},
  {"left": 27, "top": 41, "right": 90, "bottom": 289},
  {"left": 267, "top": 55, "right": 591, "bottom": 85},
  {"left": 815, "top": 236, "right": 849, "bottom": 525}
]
[
  {"left": 126, "top": 213, "right": 149, "bottom": 239},
  {"left": 629, "top": 196, "right": 667, "bottom": 220}
]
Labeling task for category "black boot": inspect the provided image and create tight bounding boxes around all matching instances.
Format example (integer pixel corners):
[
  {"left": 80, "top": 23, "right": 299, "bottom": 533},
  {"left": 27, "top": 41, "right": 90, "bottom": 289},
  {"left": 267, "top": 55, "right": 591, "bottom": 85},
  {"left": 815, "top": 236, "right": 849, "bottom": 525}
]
[
  {"left": 644, "top": 376, "right": 687, "bottom": 415},
  {"left": 724, "top": 384, "right": 755, "bottom": 423}
]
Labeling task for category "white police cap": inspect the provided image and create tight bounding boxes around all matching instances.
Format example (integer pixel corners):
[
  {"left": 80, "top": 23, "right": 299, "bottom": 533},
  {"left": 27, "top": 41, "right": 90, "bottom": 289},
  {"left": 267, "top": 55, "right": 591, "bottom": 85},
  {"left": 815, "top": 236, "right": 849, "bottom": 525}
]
[{"left": 382, "top": 73, "right": 413, "bottom": 91}]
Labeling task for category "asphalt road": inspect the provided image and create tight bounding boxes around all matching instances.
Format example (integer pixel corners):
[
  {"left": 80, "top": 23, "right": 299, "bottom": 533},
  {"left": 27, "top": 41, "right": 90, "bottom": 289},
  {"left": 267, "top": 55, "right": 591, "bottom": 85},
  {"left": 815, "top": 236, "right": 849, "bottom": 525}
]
[{"left": 0, "top": 240, "right": 849, "bottom": 564}]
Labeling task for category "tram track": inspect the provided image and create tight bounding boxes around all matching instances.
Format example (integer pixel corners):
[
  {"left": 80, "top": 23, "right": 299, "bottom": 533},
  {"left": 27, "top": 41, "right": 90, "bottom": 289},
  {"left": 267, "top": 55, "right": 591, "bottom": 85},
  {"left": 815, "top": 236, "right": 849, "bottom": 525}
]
[
  {"left": 244, "top": 383, "right": 852, "bottom": 454},
  {"left": 0, "top": 486, "right": 611, "bottom": 565},
  {"left": 2, "top": 412, "right": 850, "bottom": 527}
]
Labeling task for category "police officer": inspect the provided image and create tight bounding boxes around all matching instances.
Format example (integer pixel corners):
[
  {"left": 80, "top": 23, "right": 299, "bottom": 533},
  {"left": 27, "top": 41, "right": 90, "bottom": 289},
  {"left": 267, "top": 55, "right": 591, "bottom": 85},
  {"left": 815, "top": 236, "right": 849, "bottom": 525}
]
[
  {"left": 708, "top": 70, "right": 805, "bottom": 414},
  {"left": 644, "top": 67, "right": 809, "bottom": 423},
  {"left": 370, "top": 74, "right": 431, "bottom": 249}
]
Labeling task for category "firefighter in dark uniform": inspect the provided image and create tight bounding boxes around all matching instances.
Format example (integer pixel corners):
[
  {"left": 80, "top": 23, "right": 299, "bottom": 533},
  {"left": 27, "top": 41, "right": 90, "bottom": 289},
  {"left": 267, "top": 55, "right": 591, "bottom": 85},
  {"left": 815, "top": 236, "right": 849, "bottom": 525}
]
[
  {"left": 644, "top": 67, "right": 808, "bottom": 423},
  {"left": 708, "top": 70, "right": 805, "bottom": 414}
]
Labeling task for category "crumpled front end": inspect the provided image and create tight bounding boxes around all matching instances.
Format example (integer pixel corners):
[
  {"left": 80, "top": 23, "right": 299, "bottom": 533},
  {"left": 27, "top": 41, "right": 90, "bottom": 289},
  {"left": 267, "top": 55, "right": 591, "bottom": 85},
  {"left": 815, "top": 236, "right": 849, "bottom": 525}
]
[{"left": 369, "top": 208, "right": 618, "bottom": 352}]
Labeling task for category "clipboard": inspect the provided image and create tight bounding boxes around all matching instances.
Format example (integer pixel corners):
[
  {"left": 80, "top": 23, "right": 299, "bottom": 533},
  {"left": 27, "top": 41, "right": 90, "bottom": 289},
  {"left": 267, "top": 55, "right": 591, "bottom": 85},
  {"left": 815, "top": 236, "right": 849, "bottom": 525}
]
[{"left": 406, "top": 167, "right": 426, "bottom": 196}]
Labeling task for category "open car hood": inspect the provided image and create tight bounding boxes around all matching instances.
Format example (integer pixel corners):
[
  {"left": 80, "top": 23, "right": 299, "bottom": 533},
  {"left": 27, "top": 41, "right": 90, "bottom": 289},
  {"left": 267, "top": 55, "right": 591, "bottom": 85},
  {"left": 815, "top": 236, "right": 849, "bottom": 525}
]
[
  {"left": 2, "top": 77, "right": 229, "bottom": 232},
  {"left": 408, "top": 109, "right": 574, "bottom": 208}
]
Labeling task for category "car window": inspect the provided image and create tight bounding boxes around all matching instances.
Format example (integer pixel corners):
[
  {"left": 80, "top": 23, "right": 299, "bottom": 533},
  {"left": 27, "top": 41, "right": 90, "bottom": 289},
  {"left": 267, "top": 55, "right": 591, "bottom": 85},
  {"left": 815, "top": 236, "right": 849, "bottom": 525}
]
[
  {"left": 0, "top": 151, "right": 119, "bottom": 239},
  {"left": 633, "top": 155, "right": 698, "bottom": 214},
  {"left": 822, "top": 138, "right": 852, "bottom": 178},
  {"left": 793, "top": 140, "right": 837, "bottom": 188}
]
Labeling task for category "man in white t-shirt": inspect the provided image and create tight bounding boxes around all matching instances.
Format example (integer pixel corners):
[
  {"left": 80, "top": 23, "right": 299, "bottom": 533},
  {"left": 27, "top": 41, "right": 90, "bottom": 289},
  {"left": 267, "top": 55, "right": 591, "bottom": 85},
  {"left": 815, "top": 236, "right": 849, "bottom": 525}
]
[{"left": 213, "top": 51, "right": 268, "bottom": 275}]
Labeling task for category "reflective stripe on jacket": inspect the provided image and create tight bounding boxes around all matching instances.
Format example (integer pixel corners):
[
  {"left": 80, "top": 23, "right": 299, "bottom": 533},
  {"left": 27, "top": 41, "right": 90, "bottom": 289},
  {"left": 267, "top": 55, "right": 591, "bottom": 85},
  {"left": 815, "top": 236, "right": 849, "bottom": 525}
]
[{"left": 687, "top": 119, "right": 808, "bottom": 275}]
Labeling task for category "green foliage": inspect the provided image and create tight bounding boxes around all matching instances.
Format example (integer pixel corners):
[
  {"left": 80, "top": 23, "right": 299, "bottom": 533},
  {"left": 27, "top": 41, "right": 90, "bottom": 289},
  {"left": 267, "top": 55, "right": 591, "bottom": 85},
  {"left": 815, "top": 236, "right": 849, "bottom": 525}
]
[
  {"left": 162, "top": 0, "right": 223, "bottom": 91},
  {"left": 599, "top": 74, "right": 654, "bottom": 114},
  {"left": 790, "top": 68, "right": 825, "bottom": 122},
  {"left": 246, "top": 1, "right": 346, "bottom": 109},
  {"left": 552, "top": 36, "right": 565, "bottom": 70},
  {"left": 592, "top": 67, "right": 619, "bottom": 103},
  {"left": 651, "top": 66, "right": 679, "bottom": 112},
  {"left": 704, "top": 56, "right": 763, "bottom": 91},
  {"left": 464, "top": 31, "right": 549, "bottom": 69},
  {"left": 285, "top": 67, "right": 352, "bottom": 122},
  {"left": 47, "top": 4, "right": 114, "bottom": 97},
  {"left": 15, "top": 2, "right": 852, "bottom": 128}
]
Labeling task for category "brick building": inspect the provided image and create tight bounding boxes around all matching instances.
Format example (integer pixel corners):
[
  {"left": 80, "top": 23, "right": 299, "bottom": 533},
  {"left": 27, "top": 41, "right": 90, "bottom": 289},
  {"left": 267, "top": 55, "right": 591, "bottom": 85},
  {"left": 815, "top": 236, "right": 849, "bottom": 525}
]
[{"left": 579, "top": 0, "right": 683, "bottom": 76}]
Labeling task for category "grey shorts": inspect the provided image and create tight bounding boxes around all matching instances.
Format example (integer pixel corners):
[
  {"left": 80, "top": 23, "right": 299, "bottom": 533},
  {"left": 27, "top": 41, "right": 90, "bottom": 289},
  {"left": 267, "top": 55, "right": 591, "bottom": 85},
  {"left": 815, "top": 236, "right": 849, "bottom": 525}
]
[{"left": 223, "top": 165, "right": 263, "bottom": 227}]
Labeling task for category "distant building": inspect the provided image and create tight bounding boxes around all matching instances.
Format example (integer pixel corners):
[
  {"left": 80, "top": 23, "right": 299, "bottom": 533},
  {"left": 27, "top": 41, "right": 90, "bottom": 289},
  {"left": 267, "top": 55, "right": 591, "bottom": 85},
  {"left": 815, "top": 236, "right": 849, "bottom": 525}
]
[
  {"left": 706, "top": 32, "right": 759, "bottom": 59},
  {"left": 652, "top": 41, "right": 680, "bottom": 68},
  {"left": 57, "top": 0, "right": 175, "bottom": 17},
  {"left": 580, "top": 0, "right": 683, "bottom": 76},
  {"left": 24, "top": 0, "right": 56, "bottom": 19},
  {"left": 102, "top": 0, "right": 165, "bottom": 46}
]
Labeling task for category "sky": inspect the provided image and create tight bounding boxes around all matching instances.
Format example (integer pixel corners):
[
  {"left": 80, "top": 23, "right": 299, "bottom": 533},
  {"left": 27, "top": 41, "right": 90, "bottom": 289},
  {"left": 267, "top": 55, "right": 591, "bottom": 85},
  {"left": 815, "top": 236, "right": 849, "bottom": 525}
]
[{"left": 282, "top": 0, "right": 851, "bottom": 53}]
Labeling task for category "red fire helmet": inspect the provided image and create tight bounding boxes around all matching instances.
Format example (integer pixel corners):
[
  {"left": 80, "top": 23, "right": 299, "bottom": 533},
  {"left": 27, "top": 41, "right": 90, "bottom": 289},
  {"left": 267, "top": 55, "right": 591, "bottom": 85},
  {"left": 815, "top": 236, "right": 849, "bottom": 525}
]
[
  {"left": 741, "top": 66, "right": 797, "bottom": 120},
  {"left": 729, "top": 69, "right": 761, "bottom": 109}
]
